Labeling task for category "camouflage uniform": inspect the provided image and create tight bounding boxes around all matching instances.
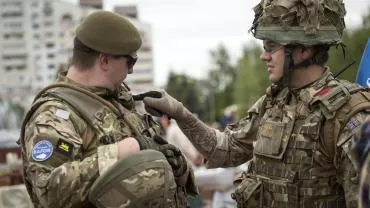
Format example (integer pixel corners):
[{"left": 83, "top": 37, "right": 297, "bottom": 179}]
[
  {"left": 175, "top": 69, "right": 370, "bottom": 208},
  {"left": 141, "top": 0, "right": 370, "bottom": 207},
  {"left": 19, "top": 10, "right": 196, "bottom": 208},
  {"left": 19, "top": 73, "right": 193, "bottom": 207}
]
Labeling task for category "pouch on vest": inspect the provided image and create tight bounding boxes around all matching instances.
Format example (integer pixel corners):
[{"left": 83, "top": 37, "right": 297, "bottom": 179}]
[
  {"left": 254, "top": 120, "right": 294, "bottom": 159},
  {"left": 232, "top": 172, "right": 261, "bottom": 208},
  {"left": 254, "top": 103, "right": 296, "bottom": 159}
]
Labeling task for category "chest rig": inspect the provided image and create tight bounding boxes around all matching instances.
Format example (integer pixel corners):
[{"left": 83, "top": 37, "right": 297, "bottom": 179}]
[
  {"left": 20, "top": 83, "right": 161, "bottom": 157},
  {"left": 251, "top": 77, "right": 370, "bottom": 208}
]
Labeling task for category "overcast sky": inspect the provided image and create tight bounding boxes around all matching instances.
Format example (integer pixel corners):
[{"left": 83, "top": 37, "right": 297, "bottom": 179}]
[{"left": 63, "top": 0, "right": 370, "bottom": 87}]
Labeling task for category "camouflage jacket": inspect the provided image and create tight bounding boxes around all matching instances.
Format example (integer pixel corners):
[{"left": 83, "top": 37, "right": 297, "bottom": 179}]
[
  {"left": 18, "top": 73, "right": 192, "bottom": 207},
  {"left": 178, "top": 70, "right": 370, "bottom": 208}
]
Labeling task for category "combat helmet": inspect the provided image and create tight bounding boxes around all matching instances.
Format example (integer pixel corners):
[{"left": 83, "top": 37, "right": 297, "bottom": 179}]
[
  {"left": 75, "top": 11, "right": 142, "bottom": 55},
  {"left": 89, "top": 150, "right": 178, "bottom": 208},
  {"left": 250, "top": 0, "right": 346, "bottom": 87}
]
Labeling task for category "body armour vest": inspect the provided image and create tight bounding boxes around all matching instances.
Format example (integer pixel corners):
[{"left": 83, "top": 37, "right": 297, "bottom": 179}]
[
  {"left": 251, "top": 74, "right": 370, "bottom": 208},
  {"left": 18, "top": 83, "right": 188, "bottom": 207}
]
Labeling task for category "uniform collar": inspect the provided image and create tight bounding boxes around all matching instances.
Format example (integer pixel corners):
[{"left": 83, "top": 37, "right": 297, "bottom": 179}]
[
  {"left": 56, "top": 72, "right": 131, "bottom": 100},
  {"left": 268, "top": 68, "right": 335, "bottom": 106},
  {"left": 294, "top": 68, "right": 337, "bottom": 105}
]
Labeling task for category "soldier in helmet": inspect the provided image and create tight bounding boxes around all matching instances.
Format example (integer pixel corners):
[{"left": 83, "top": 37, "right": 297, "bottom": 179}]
[
  {"left": 141, "top": 0, "right": 370, "bottom": 207},
  {"left": 18, "top": 11, "right": 197, "bottom": 208}
]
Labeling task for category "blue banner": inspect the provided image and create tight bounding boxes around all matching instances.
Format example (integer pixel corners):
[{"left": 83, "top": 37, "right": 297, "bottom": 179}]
[{"left": 356, "top": 38, "right": 370, "bottom": 88}]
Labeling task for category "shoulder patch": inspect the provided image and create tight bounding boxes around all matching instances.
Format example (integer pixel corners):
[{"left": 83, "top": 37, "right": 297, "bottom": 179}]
[
  {"left": 32, "top": 140, "right": 53, "bottom": 161},
  {"left": 55, "top": 109, "right": 70, "bottom": 120},
  {"left": 345, "top": 119, "right": 361, "bottom": 130},
  {"left": 314, "top": 86, "right": 333, "bottom": 97},
  {"left": 56, "top": 139, "right": 73, "bottom": 157}
]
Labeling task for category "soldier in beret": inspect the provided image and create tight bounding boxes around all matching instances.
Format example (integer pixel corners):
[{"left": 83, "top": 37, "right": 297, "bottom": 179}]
[
  {"left": 141, "top": 0, "right": 370, "bottom": 207},
  {"left": 18, "top": 11, "right": 197, "bottom": 208}
]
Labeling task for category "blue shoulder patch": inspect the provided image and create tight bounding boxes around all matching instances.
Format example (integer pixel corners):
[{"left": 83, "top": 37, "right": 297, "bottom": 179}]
[{"left": 32, "top": 140, "right": 53, "bottom": 162}]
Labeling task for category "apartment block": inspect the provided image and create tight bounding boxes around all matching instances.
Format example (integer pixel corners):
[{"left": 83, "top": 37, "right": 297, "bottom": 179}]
[{"left": 0, "top": 0, "right": 95, "bottom": 107}]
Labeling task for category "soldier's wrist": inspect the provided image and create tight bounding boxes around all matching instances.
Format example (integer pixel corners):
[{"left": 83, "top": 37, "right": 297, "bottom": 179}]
[
  {"left": 116, "top": 137, "right": 140, "bottom": 159},
  {"left": 135, "top": 136, "right": 148, "bottom": 150}
]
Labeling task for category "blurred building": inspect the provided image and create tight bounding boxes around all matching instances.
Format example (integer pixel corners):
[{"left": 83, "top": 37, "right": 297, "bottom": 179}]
[
  {"left": 0, "top": 0, "right": 95, "bottom": 108},
  {"left": 79, "top": 0, "right": 103, "bottom": 9},
  {"left": 114, "top": 5, "right": 155, "bottom": 94},
  {"left": 0, "top": 1, "right": 154, "bottom": 110}
]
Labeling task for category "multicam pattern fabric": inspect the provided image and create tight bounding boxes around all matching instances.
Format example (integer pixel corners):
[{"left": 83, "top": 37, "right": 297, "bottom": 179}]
[
  {"left": 253, "top": 0, "right": 346, "bottom": 35},
  {"left": 178, "top": 70, "right": 370, "bottom": 208},
  {"left": 251, "top": 0, "right": 346, "bottom": 46},
  {"left": 89, "top": 150, "right": 179, "bottom": 208},
  {"left": 19, "top": 73, "right": 186, "bottom": 208}
]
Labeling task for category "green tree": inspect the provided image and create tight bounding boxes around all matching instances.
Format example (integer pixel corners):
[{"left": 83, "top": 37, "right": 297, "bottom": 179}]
[
  {"left": 165, "top": 71, "right": 207, "bottom": 121},
  {"left": 233, "top": 43, "right": 268, "bottom": 118},
  {"left": 329, "top": 7, "right": 370, "bottom": 81},
  {"left": 207, "top": 44, "right": 237, "bottom": 121}
]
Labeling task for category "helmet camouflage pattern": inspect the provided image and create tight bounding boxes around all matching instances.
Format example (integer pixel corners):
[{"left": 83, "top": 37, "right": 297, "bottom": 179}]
[
  {"left": 251, "top": 0, "right": 346, "bottom": 46},
  {"left": 89, "top": 150, "right": 178, "bottom": 208}
]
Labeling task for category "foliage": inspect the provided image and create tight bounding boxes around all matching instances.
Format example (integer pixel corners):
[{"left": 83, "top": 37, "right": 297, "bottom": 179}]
[
  {"left": 206, "top": 44, "right": 237, "bottom": 120},
  {"left": 329, "top": 7, "right": 370, "bottom": 81},
  {"left": 165, "top": 72, "right": 208, "bottom": 121},
  {"left": 233, "top": 44, "right": 269, "bottom": 118}
]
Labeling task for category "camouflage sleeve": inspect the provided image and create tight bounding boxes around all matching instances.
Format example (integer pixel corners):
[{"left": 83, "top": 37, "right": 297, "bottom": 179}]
[
  {"left": 177, "top": 95, "right": 265, "bottom": 168},
  {"left": 23, "top": 101, "right": 118, "bottom": 207},
  {"left": 336, "top": 111, "right": 370, "bottom": 208}
]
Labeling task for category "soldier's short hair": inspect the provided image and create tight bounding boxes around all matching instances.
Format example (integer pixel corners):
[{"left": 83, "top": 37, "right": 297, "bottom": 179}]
[{"left": 71, "top": 38, "right": 100, "bottom": 70}]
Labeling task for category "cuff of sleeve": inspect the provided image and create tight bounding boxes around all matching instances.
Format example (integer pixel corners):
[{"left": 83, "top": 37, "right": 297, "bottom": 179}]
[{"left": 97, "top": 144, "right": 118, "bottom": 175}]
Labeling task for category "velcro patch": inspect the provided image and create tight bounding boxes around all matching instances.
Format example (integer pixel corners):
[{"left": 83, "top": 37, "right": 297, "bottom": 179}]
[
  {"left": 55, "top": 109, "right": 70, "bottom": 120},
  {"left": 56, "top": 139, "right": 73, "bottom": 157},
  {"left": 32, "top": 140, "right": 53, "bottom": 162},
  {"left": 261, "top": 123, "right": 273, "bottom": 138},
  {"left": 345, "top": 119, "right": 361, "bottom": 130},
  {"left": 314, "top": 87, "right": 332, "bottom": 97}
]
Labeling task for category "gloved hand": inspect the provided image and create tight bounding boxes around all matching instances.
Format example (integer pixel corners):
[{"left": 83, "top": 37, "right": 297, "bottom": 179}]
[
  {"left": 132, "top": 91, "right": 162, "bottom": 102},
  {"left": 141, "top": 90, "right": 186, "bottom": 120},
  {"left": 153, "top": 135, "right": 188, "bottom": 178},
  {"left": 134, "top": 135, "right": 161, "bottom": 151}
]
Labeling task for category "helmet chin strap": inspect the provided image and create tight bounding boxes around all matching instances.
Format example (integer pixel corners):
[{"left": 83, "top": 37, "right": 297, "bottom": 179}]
[
  {"left": 274, "top": 46, "right": 294, "bottom": 89},
  {"left": 275, "top": 45, "right": 315, "bottom": 89}
]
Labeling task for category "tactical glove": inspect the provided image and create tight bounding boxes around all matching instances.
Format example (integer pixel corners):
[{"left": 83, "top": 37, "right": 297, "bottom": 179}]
[
  {"left": 134, "top": 135, "right": 161, "bottom": 151},
  {"left": 141, "top": 90, "right": 186, "bottom": 120},
  {"left": 153, "top": 135, "right": 188, "bottom": 178},
  {"left": 132, "top": 91, "right": 162, "bottom": 102}
]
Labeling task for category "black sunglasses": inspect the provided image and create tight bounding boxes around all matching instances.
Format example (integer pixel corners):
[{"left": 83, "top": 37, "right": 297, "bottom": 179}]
[
  {"left": 123, "top": 55, "right": 138, "bottom": 69},
  {"left": 106, "top": 54, "right": 138, "bottom": 69}
]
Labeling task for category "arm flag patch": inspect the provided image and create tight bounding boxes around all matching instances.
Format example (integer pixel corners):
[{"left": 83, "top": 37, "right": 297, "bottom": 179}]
[{"left": 56, "top": 139, "right": 73, "bottom": 157}]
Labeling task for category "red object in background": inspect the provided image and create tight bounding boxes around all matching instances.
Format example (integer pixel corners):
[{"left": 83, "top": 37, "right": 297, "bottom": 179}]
[
  {"left": 0, "top": 147, "right": 21, "bottom": 163},
  {"left": 0, "top": 147, "right": 23, "bottom": 187}
]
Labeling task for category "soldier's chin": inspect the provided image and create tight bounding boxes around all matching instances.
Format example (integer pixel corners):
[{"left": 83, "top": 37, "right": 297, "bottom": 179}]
[{"left": 269, "top": 76, "right": 278, "bottom": 83}]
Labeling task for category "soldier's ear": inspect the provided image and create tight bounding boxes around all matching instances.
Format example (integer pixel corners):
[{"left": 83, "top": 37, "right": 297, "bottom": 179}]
[{"left": 98, "top": 54, "right": 109, "bottom": 71}]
